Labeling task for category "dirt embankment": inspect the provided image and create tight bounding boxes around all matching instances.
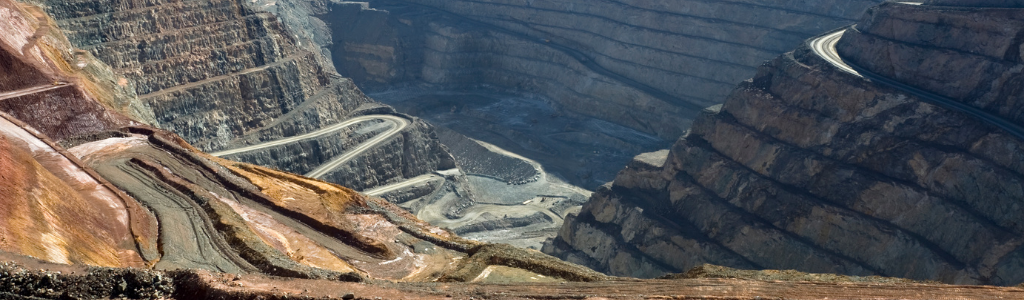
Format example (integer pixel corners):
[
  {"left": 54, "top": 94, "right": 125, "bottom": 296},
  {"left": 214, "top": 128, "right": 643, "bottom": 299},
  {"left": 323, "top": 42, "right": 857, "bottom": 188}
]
[
  {"left": 2, "top": 252, "right": 1024, "bottom": 300},
  {"left": 62, "top": 124, "right": 601, "bottom": 284}
]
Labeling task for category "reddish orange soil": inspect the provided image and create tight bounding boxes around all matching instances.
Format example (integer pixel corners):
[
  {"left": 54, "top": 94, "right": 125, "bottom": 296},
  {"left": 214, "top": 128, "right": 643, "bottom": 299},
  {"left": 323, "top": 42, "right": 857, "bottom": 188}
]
[{"left": 186, "top": 270, "right": 1024, "bottom": 300}]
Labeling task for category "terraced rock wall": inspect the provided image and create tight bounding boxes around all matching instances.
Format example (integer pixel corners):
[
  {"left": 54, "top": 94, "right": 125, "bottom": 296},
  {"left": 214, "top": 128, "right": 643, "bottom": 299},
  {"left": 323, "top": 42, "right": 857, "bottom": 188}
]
[
  {"left": 838, "top": 3, "right": 1024, "bottom": 124},
  {"left": 319, "top": 0, "right": 883, "bottom": 139},
  {"left": 544, "top": 3, "right": 1024, "bottom": 285},
  {"left": 40, "top": 0, "right": 453, "bottom": 190},
  {"left": 0, "top": 0, "right": 137, "bottom": 140},
  {"left": 44, "top": 0, "right": 337, "bottom": 148}
]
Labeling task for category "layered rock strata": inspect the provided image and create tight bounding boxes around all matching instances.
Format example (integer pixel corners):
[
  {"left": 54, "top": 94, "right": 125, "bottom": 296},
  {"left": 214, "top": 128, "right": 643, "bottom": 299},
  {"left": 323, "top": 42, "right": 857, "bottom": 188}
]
[
  {"left": 546, "top": 2, "right": 1024, "bottom": 285},
  {"left": 31, "top": 0, "right": 571, "bottom": 249},
  {"left": 838, "top": 3, "right": 1024, "bottom": 125},
  {"left": 0, "top": 0, "right": 139, "bottom": 140},
  {"left": 0, "top": 0, "right": 158, "bottom": 268},
  {"left": 318, "top": 0, "right": 884, "bottom": 138},
  {"left": 0, "top": 0, "right": 607, "bottom": 283},
  {"left": 39, "top": 0, "right": 452, "bottom": 190}
]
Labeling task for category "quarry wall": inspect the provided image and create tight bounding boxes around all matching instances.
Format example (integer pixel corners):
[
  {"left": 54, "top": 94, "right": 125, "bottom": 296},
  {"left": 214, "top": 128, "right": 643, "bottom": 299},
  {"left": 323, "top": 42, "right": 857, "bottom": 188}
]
[
  {"left": 545, "top": 2, "right": 1024, "bottom": 286},
  {"left": 319, "top": 0, "right": 884, "bottom": 139}
]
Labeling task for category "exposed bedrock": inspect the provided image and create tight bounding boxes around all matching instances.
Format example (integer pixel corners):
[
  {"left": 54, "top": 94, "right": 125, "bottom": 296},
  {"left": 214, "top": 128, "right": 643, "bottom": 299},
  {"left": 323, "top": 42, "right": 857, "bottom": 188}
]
[
  {"left": 545, "top": 4, "right": 1024, "bottom": 284},
  {"left": 40, "top": 0, "right": 454, "bottom": 190},
  {"left": 316, "top": 0, "right": 883, "bottom": 139},
  {"left": 0, "top": 1, "right": 140, "bottom": 141},
  {"left": 837, "top": 3, "right": 1024, "bottom": 125},
  {"left": 0, "top": 0, "right": 610, "bottom": 285}
]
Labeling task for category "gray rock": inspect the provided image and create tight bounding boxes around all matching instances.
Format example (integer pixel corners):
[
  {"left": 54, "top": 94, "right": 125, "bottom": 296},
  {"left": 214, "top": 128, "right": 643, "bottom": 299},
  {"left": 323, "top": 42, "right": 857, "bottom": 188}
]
[{"left": 546, "top": 2, "right": 1024, "bottom": 285}]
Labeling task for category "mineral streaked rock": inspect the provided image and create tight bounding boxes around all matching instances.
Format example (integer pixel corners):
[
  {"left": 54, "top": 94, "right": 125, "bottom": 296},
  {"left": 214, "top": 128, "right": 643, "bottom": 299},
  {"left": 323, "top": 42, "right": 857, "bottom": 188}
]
[
  {"left": 319, "top": 0, "right": 884, "bottom": 139},
  {"left": 546, "top": 3, "right": 1024, "bottom": 285},
  {"left": 0, "top": 120, "right": 151, "bottom": 268},
  {"left": 65, "top": 124, "right": 599, "bottom": 282},
  {"left": 0, "top": 0, "right": 159, "bottom": 268}
]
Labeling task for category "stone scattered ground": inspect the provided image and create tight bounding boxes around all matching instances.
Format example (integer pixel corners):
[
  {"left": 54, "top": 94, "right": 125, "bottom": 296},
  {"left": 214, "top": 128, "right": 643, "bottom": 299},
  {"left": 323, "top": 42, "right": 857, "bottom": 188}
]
[
  {"left": 375, "top": 134, "right": 589, "bottom": 250},
  {"left": 3, "top": 251, "right": 1023, "bottom": 300}
]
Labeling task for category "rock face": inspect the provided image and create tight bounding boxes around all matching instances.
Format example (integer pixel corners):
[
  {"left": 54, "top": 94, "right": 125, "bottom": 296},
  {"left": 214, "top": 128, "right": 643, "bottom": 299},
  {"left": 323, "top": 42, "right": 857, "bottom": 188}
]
[
  {"left": 545, "top": 2, "right": 1024, "bottom": 286},
  {"left": 0, "top": 0, "right": 157, "bottom": 268},
  {"left": 317, "top": 0, "right": 884, "bottom": 139},
  {"left": 33, "top": 0, "right": 582, "bottom": 249},
  {"left": 39, "top": 0, "right": 452, "bottom": 190},
  {"left": 838, "top": 3, "right": 1024, "bottom": 125},
  {"left": 0, "top": 0, "right": 138, "bottom": 140},
  {"left": 0, "top": 0, "right": 606, "bottom": 284}
]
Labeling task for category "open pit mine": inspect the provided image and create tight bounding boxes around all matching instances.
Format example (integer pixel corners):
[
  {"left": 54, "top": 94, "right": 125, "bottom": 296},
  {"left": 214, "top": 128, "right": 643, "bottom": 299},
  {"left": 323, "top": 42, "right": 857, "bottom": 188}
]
[{"left": 1, "top": 0, "right": 1024, "bottom": 298}]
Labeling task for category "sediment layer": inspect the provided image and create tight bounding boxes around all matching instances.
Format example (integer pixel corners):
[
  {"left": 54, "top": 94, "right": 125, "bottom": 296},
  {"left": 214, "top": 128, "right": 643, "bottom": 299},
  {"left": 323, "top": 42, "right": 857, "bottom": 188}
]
[
  {"left": 318, "top": 0, "right": 883, "bottom": 138},
  {"left": 40, "top": 0, "right": 454, "bottom": 191},
  {"left": 546, "top": 2, "right": 1024, "bottom": 285}
]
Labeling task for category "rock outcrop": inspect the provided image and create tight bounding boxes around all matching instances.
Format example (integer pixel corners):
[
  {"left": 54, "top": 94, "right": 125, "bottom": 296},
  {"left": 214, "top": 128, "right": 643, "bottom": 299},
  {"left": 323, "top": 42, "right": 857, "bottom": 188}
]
[
  {"left": 545, "top": 2, "right": 1024, "bottom": 286},
  {"left": 39, "top": 0, "right": 452, "bottom": 190},
  {"left": 317, "top": 0, "right": 884, "bottom": 139}
]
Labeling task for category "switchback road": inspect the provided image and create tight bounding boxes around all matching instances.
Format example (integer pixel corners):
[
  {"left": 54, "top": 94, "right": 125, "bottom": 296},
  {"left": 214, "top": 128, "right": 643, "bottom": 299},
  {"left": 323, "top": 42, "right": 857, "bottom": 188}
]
[
  {"left": 210, "top": 115, "right": 411, "bottom": 179},
  {"left": 305, "top": 115, "right": 410, "bottom": 178}
]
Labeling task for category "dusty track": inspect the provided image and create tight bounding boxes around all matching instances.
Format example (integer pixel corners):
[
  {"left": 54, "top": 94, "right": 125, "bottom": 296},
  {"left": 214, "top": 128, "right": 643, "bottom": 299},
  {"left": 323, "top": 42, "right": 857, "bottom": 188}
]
[
  {"left": 183, "top": 269, "right": 1024, "bottom": 300},
  {"left": 305, "top": 115, "right": 410, "bottom": 178},
  {"left": 0, "top": 83, "right": 70, "bottom": 101},
  {"left": 209, "top": 114, "right": 411, "bottom": 179},
  {"left": 363, "top": 173, "right": 443, "bottom": 196}
]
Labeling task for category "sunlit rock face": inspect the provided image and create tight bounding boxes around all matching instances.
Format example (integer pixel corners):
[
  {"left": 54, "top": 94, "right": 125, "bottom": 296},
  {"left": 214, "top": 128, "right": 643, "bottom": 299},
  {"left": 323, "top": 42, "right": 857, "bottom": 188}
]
[
  {"left": 0, "top": 120, "right": 153, "bottom": 268},
  {"left": 546, "top": 2, "right": 1024, "bottom": 285},
  {"left": 37, "top": 0, "right": 454, "bottom": 191},
  {"left": 317, "top": 0, "right": 884, "bottom": 139},
  {"left": 0, "top": 0, "right": 602, "bottom": 285},
  {"left": 0, "top": 0, "right": 152, "bottom": 268}
]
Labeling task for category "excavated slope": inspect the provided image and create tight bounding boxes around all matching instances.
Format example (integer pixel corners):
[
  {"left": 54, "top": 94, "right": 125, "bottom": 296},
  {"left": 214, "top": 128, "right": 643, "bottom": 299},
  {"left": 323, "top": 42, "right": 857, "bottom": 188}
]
[
  {"left": 39, "top": 0, "right": 453, "bottom": 191},
  {"left": 318, "top": 0, "right": 884, "bottom": 139},
  {"left": 545, "top": 2, "right": 1024, "bottom": 285},
  {"left": 0, "top": 0, "right": 157, "bottom": 268},
  {"left": 0, "top": 0, "right": 605, "bottom": 285}
]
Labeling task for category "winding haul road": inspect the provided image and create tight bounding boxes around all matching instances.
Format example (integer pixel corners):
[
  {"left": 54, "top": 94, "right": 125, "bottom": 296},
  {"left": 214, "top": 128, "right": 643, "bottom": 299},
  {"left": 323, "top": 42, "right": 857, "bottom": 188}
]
[
  {"left": 809, "top": 27, "right": 1024, "bottom": 141},
  {"left": 210, "top": 115, "right": 410, "bottom": 179},
  {"left": 0, "top": 83, "right": 70, "bottom": 101},
  {"left": 363, "top": 173, "right": 443, "bottom": 196}
]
